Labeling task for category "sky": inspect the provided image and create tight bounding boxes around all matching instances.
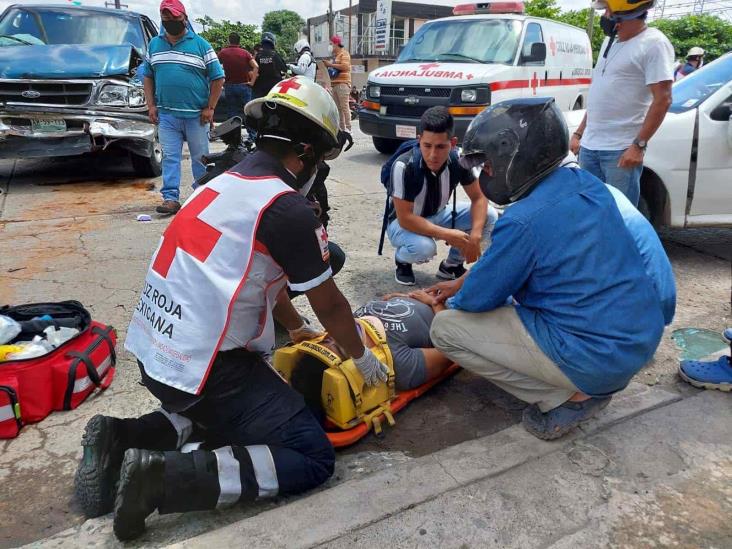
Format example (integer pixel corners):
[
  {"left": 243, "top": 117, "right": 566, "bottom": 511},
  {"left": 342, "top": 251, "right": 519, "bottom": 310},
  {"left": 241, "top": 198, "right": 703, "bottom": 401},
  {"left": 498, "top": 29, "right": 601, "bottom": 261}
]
[{"left": 0, "top": 0, "right": 593, "bottom": 30}]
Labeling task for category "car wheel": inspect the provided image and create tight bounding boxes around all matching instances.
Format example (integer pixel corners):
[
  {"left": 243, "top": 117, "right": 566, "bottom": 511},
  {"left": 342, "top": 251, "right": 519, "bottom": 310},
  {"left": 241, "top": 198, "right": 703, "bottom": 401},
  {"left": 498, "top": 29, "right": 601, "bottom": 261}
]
[
  {"left": 372, "top": 136, "right": 401, "bottom": 155},
  {"left": 131, "top": 131, "right": 163, "bottom": 178}
]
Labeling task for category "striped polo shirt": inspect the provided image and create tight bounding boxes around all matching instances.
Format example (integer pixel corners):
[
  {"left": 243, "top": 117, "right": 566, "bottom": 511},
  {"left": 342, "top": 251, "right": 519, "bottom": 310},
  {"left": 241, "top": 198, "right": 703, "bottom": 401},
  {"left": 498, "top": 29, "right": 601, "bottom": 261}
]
[{"left": 143, "top": 30, "right": 225, "bottom": 118}]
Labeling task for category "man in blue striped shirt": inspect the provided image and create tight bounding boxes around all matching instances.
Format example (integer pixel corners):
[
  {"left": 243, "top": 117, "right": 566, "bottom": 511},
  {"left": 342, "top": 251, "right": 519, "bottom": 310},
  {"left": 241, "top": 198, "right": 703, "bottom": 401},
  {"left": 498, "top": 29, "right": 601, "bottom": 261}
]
[{"left": 143, "top": 0, "right": 225, "bottom": 214}]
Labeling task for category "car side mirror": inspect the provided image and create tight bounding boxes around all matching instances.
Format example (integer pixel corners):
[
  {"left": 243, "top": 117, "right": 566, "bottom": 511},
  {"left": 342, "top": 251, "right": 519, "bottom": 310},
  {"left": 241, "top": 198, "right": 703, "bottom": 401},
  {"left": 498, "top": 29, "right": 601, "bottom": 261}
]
[
  {"left": 710, "top": 97, "right": 732, "bottom": 122},
  {"left": 523, "top": 42, "right": 546, "bottom": 64}
]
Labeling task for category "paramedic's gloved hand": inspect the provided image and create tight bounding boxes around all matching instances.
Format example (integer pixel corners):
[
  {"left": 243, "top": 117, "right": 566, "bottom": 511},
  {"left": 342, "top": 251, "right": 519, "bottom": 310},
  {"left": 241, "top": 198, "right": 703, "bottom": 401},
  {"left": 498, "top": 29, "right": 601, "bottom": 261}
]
[
  {"left": 288, "top": 323, "right": 324, "bottom": 343},
  {"left": 353, "top": 347, "right": 389, "bottom": 386}
]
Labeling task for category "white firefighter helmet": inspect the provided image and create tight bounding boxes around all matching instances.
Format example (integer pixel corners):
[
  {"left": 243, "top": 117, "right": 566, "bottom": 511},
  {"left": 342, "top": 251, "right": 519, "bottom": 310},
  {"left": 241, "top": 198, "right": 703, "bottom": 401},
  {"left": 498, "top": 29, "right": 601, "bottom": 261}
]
[{"left": 245, "top": 76, "right": 341, "bottom": 160}]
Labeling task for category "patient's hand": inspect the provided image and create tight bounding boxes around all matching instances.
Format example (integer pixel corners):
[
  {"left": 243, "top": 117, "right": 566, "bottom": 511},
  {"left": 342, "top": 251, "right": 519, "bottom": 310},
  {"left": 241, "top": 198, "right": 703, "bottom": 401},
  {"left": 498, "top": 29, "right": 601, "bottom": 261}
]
[
  {"left": 426, "top": 277, "right": 464, "bottom": 304},
  {"left": 407, "top": 289, "right": 437, "bottom": 306},
  {"left": 381, "top": 292, "right": 411, "bottom": 301}
]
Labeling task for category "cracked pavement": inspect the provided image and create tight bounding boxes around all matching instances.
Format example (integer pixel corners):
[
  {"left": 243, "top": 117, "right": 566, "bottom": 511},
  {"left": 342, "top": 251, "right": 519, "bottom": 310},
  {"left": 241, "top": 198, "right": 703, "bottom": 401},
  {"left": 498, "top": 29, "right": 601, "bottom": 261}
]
[{"left": 0, "top": 124, "right": 730, "bottom": 547}]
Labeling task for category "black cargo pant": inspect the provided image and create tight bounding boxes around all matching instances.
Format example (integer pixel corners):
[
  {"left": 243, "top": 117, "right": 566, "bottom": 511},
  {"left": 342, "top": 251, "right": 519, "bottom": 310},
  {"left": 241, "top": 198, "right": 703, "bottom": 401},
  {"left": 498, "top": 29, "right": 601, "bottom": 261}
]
[{"left": 119, "top": 351, "right": 335, "bottom": 513}]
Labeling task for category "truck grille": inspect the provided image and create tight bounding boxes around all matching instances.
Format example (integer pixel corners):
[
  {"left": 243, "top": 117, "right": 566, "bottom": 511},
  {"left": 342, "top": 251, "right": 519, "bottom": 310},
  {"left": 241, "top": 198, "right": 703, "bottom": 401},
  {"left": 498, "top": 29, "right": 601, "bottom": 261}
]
[
  {"left": 0, "top": 82, "right": 93, "bottom": 106},
  {"left": 388, "top": 105, "right": 431, "bottom": 118},
  {"left": 380, "top": 86, "right": 451, "bottom": 98}
]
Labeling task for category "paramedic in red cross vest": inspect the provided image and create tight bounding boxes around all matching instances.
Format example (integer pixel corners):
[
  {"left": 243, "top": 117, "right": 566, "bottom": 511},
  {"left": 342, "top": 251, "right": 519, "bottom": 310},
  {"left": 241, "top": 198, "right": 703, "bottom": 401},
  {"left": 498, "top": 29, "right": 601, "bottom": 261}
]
[
  {"left": 73, "top": 77, "right": 390, "bottom": 542},
  {"left": 387, "top": 106, "right": 498, "bottom": 286}
]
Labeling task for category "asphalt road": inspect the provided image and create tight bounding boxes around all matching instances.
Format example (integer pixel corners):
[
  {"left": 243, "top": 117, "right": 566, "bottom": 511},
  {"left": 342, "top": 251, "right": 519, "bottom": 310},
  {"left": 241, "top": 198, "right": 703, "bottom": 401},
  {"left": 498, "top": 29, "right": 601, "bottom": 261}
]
[{"left": 0, "top": 122, "right": 729, "bottom": 547}]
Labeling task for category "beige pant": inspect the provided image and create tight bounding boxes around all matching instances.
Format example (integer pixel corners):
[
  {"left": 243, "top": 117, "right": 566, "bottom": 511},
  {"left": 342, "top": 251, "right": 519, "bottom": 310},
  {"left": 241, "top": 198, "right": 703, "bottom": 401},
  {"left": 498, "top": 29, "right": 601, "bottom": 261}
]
[
  {"left": 430, "top": 306, "right": 579, "bottom": 412},
  {"left": 331, "top": 83, "right": 351, "bottom": 133}
]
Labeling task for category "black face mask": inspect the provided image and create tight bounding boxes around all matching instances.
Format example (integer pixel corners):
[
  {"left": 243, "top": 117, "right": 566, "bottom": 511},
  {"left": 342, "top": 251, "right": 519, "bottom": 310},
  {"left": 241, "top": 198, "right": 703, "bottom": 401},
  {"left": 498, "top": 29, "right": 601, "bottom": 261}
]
[
  {"left": 600, "top": 15, "right": 617, "bottom": 37},
  {"left": 163, "top": 19, "right": 186, "bottom": 36}
]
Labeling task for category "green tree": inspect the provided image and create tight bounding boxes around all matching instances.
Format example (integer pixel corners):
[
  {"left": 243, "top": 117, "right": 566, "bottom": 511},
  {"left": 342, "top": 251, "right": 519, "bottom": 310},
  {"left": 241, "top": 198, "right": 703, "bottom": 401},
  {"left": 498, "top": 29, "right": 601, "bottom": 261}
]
[
  {"left": 262, "top": 9, "right": 305, "bottom": 60},
  {"left": 524, "top": 0, "right": 561, "bottom": 20},
  {"left": 651, "top": 15, "right": 732, "bottom": 63},
  {"left": 195, "top": 16, "right": 259, "bottom": 52}
]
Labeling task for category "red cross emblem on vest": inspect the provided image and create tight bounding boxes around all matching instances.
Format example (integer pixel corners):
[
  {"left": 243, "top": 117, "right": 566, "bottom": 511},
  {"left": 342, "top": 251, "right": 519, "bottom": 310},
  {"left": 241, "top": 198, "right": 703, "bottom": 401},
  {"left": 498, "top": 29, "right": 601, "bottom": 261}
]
[
  {"left": 276, "top": 77, "right": 302, "bottom": 94},
  {"left": 152, "top": 188, "right": 223, "bottom": 278}
]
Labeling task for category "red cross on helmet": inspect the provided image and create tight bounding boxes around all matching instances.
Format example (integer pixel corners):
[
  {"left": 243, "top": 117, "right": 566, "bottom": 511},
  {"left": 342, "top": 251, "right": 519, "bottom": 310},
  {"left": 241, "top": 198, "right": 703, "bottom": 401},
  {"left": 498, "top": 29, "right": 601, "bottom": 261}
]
[{"left": 245, "top": 76, "right": 342, "bottom": 160}]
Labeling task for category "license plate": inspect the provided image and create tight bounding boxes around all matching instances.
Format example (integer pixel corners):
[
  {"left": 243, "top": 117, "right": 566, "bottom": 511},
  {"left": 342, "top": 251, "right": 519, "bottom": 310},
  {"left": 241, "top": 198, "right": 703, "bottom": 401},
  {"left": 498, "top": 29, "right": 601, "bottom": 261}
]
[
  {"left": 396, "top": 125, "right": 416, "bottom": 139},
  {"left": 31, "top": 119, "right": 66, "bottom": 133}
]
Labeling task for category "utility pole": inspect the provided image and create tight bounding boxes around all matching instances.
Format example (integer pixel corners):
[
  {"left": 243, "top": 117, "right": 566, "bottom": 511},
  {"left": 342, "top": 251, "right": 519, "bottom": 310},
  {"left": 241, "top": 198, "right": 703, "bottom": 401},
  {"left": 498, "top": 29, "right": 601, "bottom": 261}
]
[
  {"left": 105, "top": 0, "right": 127, "bottom": 8},
  {"left": 328, "top": 0, "right": 334, "bottom": 40},
  {"left": 586, "top": 6, "right": 595, "bottom": 43},
  {"left": 348, "top": 0, "right": 353, "bottom": 55}
]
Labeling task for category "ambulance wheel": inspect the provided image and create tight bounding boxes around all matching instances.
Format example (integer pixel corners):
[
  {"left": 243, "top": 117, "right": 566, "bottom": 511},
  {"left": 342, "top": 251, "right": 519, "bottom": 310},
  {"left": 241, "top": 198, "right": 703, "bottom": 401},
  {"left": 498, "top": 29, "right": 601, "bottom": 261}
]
[
  {"left": 572, "top": 98, "right": 583, "bottom": 110},
  {"left": 131, "top": 132, "right": 163, "bottom": 178},
  {"left": 372, "top": 137, "right": 401, "bottom": 155}
]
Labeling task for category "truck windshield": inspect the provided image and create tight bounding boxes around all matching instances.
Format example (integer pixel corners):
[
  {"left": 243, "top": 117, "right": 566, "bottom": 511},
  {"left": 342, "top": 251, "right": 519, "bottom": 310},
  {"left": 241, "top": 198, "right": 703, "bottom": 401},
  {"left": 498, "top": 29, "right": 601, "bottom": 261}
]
[
  {"left": 669, "top": 54, "right": 732, "bottom": 113},
  {"left": 0, "top": 7, "right": 145, "bottom": 50},
  {"left": 398, "top": 19, "right": 523, "bottom": 65}
]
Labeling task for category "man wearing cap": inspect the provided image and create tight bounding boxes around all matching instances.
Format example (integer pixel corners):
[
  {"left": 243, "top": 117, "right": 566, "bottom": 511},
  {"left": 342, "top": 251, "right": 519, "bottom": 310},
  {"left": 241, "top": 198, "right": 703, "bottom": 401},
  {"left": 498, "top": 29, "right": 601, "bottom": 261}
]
[
  {"left": 675, "top": 47, "right": 705, "bottom": 80},
  {"left": 324, "top": 35, "right": 352, "bottom": 133},
  {"left": 142, "top": 0, "right": 225, "bottom": 215},
  {"left": 570, "top": 0, "right": 674, "bottom": 207}
]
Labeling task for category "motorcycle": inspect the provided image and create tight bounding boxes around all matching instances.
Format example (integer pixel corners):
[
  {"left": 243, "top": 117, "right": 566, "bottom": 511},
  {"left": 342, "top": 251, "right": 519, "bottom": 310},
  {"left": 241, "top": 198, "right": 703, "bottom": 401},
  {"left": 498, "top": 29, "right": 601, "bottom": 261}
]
[
  {"left": 349, "top": 86, "right": 365, "bottom": 121},
  {"left": 196, "top": 116, "right": 354, "bottom": 230},
  {"left": 197, "top": 116, "right": 255, "bottom": 187}
]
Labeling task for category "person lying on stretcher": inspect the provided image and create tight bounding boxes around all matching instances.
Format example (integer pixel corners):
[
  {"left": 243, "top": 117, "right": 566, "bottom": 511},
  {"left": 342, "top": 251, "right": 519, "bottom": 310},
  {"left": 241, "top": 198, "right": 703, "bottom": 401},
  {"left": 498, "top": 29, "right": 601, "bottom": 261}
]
[{"left": 289, "top": 290, "right": 453, "bottom": 418}]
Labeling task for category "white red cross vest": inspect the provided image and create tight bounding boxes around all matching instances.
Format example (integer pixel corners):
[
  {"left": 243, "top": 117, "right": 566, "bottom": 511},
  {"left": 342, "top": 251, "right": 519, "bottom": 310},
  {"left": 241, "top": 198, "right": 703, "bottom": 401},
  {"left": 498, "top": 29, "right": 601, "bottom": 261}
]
[{"left": 124, "top": 173, "right": 295, "bottom": 395}]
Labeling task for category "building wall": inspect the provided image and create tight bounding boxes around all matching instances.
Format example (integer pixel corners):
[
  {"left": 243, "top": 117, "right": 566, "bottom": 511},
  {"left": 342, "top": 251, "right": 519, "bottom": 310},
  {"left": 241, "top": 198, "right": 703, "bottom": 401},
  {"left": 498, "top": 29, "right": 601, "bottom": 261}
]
[{"left": 308, "top": 1, "right": 451, "bottom": 60}]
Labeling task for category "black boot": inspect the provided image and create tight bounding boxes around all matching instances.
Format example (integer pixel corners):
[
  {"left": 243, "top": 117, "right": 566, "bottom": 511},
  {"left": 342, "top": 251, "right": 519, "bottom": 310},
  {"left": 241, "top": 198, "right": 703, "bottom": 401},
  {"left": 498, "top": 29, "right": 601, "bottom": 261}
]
[
  {"left": 74, "top": 415, "right": 124, "bottom": 518},
  {"left": 113, "top": 449, "right": 165, "bottom": 541}
]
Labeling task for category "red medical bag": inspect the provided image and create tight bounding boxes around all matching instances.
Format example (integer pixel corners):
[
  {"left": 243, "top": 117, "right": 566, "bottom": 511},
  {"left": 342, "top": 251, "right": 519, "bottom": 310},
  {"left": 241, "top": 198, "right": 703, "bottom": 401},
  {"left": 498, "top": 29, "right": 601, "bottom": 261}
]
[{"left": 0, "top": 301, "right": 116, "bottom": 438}]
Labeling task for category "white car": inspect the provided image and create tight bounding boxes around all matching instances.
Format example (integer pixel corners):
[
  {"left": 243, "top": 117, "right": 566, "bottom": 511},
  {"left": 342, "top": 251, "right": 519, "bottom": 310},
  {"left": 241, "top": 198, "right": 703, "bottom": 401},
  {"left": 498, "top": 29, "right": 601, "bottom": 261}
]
[{"left": 566, "top": 52, "right": 732, "bottom": 228}]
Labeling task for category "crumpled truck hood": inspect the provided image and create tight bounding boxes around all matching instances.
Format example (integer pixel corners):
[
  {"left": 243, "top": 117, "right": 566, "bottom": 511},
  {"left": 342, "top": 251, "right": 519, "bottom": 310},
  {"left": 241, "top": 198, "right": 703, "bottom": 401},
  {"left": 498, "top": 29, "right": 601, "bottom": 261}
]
[{"left": 0, "top": 44, "right": 142, "bottom": 79}]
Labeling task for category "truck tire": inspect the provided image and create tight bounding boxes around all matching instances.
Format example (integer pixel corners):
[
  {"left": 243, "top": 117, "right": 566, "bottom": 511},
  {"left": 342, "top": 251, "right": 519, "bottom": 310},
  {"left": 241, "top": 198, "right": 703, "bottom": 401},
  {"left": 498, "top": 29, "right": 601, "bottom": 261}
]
[
  {"left": 372, "top": 136, "right": 401, "bottom": 155},
  {"left": 131, "top": 132, "right": 163, "bottom": 178}
]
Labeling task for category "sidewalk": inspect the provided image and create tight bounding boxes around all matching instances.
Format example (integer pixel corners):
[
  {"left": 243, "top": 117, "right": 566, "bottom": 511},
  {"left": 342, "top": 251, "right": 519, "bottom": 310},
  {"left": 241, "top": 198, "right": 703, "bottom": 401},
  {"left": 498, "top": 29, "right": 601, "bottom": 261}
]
[
  {"left": 24, "top": 382, "right": 731, "bottom": 548},
  {"left": 176, "top": 388, "right": 730, "bottom": 549}
]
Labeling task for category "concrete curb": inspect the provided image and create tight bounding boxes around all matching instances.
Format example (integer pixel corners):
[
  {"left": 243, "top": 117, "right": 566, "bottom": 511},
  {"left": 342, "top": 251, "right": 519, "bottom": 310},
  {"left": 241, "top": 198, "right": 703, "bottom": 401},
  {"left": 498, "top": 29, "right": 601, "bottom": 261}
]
[{"left": 170, "top": 383, "right": 680, "bottom": 549}]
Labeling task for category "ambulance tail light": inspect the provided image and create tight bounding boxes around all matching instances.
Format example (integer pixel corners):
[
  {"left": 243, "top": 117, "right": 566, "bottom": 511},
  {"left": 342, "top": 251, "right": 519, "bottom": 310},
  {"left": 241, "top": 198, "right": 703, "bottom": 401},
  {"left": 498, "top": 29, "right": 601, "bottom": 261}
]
[{"left": 453, "top": 2, "right": 525, "bottom": 16}]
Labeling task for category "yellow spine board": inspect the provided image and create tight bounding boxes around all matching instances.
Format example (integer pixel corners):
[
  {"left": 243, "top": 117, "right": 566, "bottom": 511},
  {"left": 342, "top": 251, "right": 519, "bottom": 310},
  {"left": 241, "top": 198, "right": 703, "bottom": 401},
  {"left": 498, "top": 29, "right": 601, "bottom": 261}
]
[{"left": 272, "top": 319, "right": 397, "bottom": 431}]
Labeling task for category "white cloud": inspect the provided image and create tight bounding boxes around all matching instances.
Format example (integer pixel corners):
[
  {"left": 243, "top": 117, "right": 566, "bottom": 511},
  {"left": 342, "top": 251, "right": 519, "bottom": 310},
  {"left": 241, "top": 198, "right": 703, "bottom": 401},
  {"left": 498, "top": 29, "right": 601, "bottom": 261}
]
[{"left": 0, "top": 0, "right": 592, "bottom": 32}]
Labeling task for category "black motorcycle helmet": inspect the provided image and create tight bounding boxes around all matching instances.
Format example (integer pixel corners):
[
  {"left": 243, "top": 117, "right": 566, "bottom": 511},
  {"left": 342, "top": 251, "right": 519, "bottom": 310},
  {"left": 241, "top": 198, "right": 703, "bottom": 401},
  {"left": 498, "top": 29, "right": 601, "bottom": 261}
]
[{"left": 460, "top": 97, "right": 568, "bottom": 205}]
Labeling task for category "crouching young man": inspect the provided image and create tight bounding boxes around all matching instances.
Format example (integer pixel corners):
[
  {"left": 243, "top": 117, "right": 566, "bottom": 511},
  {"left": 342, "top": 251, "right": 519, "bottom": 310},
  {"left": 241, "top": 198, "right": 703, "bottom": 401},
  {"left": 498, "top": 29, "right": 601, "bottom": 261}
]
[
  {"left": 386, "top": 106, "right": 498, "bottom": 285},
  {"left": 428, "top": 98, "right": 675, "bottom": 440}
]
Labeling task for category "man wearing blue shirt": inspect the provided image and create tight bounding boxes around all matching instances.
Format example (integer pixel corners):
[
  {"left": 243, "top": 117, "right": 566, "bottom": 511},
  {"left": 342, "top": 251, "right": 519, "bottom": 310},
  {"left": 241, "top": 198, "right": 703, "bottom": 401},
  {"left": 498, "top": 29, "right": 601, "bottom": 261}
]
[
  {"left": 429, "top": 98, "right": 674, "bottom": 440},
  {"left": 143, "top": 0, "right": 225, "bottom": 214}
]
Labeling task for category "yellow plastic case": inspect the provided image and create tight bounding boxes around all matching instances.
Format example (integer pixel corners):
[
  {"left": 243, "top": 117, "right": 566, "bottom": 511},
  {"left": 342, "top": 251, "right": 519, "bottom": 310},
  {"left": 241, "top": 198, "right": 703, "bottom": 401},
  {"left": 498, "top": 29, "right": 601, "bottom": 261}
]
[{"left": 274, "top": 318, "right": 396, "bottom": 431}]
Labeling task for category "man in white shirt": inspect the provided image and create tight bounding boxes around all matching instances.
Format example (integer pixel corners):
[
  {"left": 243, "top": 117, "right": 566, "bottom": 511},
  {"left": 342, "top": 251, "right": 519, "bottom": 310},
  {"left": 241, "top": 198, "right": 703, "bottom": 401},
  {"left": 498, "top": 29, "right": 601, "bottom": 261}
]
[{"left": 570, "top": 0, "right": 673, "bottom": 207}]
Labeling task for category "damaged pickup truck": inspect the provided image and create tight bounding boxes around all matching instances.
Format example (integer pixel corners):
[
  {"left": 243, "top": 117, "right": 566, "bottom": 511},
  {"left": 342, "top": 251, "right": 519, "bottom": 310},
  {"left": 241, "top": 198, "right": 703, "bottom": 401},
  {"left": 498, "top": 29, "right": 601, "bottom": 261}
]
[{"left": 0, "top": 4, "right": 162, "bottom": 176}]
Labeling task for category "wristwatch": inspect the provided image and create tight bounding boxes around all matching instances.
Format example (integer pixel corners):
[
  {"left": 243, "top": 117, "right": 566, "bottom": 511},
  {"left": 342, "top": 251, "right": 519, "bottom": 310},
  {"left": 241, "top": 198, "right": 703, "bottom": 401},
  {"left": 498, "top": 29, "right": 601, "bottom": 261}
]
[{"left": 632, "top": 138, "right": 648, "bottom": 151}]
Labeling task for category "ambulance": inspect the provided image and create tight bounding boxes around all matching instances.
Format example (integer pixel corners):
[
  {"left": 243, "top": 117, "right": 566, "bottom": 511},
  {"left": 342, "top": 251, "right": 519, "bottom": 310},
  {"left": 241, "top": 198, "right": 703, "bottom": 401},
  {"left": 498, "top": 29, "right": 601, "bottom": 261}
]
[{"left": 360, "top": 2, "right": 593, "bottom": 153}]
